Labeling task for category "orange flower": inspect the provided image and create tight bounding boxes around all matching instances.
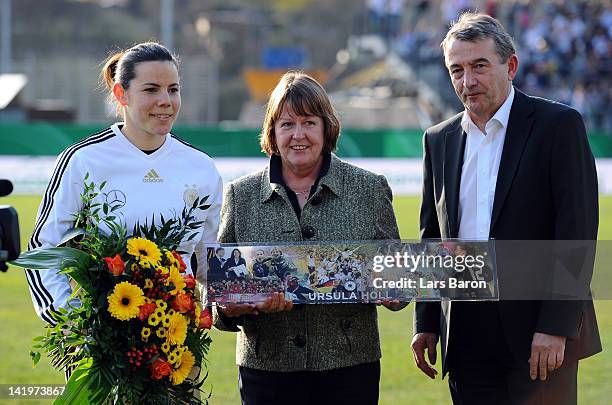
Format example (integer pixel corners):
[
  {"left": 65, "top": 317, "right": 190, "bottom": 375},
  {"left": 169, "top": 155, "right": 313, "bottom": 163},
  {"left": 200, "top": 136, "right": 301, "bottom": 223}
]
[
  {"left": 172, "top": 292, "right": 194, "bottom": 313},
  {"left": 149, "top": 357, "right": 172, "bottom": 380},
  {"left": 182, "top": 274, "right": 196, "bottom": 290},
  {"left": 138, "top": 302, "right": 157, "bottom": 321},
  {"left": 172, "top": 251, "right": 187, "bottom": 272},
  {"left": 104, "top": 254, "right": 125, "bottom": 276},
  {"left": 198, "top": 307, "right": 212, "bottom": 329}
]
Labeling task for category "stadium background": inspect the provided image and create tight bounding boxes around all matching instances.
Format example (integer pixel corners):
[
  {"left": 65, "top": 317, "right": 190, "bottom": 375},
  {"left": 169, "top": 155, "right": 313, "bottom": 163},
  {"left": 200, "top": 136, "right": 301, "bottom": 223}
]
[{"left": 1, "top": 0, "right": 611, "bottom": 403}]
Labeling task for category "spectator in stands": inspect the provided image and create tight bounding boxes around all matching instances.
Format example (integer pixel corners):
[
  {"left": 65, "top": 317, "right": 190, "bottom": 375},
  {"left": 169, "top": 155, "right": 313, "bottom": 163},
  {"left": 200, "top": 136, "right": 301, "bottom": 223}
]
[{"left": 399, "top": 0, "right": 611, "bottom": 132}]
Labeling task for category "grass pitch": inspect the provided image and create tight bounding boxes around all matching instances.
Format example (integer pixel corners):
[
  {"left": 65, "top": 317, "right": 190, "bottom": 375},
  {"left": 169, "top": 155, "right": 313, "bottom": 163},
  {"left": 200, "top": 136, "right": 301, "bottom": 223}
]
[{"left": 1, "top": 195, "right": 610, "bottom": 404}]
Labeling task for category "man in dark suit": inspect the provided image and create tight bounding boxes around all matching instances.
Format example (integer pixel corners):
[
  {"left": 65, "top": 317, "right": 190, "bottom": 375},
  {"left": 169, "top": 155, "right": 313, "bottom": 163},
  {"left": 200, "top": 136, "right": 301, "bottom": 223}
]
[
  {"left": 208, "top": 247, "right": 226, "bottom": 281},
  {"left": 410, "top": 13, "right": 600, "bottom": 404}
]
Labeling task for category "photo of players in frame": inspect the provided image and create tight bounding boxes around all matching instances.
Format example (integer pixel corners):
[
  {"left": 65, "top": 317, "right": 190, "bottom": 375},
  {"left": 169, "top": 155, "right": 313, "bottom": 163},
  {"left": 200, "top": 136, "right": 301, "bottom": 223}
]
[{"left": 205, "top": 240, "right": 498, "bottom": 305}]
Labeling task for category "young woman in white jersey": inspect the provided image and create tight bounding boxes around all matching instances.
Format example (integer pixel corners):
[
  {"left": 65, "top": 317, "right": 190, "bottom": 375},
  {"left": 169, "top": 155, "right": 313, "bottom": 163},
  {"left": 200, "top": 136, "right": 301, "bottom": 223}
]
[{"left": 26, "top": 42, "right": 223, "bottom": 325}]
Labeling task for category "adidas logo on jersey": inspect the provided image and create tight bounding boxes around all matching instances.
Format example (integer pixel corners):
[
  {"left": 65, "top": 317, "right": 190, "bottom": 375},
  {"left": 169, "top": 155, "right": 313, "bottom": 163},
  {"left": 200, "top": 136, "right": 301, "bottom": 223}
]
[{"left": 143, "top": 169, "right": 164, "bottom": 183}]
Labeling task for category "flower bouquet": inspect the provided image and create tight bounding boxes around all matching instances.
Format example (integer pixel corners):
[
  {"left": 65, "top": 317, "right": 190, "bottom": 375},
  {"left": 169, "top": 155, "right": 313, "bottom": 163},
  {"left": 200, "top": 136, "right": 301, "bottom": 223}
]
[{"left": 12, "top": 176, "right": 213, "bottom": 404}]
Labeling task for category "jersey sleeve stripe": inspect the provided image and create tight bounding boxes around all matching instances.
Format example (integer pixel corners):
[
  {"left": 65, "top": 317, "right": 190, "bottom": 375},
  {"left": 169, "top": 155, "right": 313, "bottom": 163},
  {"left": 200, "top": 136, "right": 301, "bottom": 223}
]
[
  {"left": 26, "top": 128, "right": 116, "bottom": 317},
  {"left": 25, "top": 269, "right": 45, "bottom": 308},
  {"left": 30, "top": 128, "right": 115, "bottom": 248}
]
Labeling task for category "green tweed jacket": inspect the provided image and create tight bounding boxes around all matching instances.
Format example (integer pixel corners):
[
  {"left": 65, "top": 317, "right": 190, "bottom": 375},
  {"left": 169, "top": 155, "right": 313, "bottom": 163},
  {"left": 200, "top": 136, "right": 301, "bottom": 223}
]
[{"left": 212, "top": 154, "right": 401, "bottom": 371}]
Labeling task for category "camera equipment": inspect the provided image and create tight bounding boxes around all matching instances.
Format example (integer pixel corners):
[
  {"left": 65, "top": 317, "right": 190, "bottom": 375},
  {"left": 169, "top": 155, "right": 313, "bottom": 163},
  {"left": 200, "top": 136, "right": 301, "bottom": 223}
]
[{"left": 0, "top": 179, "right": 20, "bottom": 272}]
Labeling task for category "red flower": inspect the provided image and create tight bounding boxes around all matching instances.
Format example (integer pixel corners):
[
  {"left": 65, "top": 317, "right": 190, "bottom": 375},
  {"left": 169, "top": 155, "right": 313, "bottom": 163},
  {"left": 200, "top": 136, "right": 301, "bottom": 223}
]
[
  {"left": 172, "top": 251, "right": 187, "bottom": 272},
  {"left": 172, "top": 292, "right": 194, "bottom": 313},
  {"left": 198, "top": 307, "right": 213, "bottom": 329},
  {"left": 104, "top": 254, "right": 125, "bottom": 276},
  {"left": 149, "top": 358, "right": 172, "bottom": 380},
  {"left": 182, "top": 274, "right": 196, "bottom": 290},
  {"left": 138, "top": 302, "right": 157, "bottom": 321}
]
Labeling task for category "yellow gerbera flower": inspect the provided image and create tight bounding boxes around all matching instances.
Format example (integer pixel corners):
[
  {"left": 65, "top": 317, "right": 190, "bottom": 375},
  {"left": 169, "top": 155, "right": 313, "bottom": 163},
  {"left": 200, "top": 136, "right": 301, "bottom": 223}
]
[
  {"left": 144, "top": 279, "right": 154, "bottom": 289},
  {"left": 155, "top": 300, "right": 168, "bottom": 310},
  {"left": 166, "top": 267, "right": 186, "bottom": 295},
  {"left": 167, "top": 313, "right": 188, "bottom": 346},
  {"left": 161, "top": 342, "right": 170, "bottom": 353},
  {"left": 107, "top": 282, "right": 145, "bottom": 321},
  {"left": 127, "top": 237, "right": 161, "bottom": 267},
  {"left": 170, "top": 350, "right": 196, "bottom": 385}
]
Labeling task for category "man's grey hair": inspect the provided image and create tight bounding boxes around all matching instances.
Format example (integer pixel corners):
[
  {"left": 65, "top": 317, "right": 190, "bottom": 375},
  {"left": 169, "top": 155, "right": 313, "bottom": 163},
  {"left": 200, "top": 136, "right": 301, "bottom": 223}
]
[{"left": 441, "top": 12, "right": 516, "bottom": 63}]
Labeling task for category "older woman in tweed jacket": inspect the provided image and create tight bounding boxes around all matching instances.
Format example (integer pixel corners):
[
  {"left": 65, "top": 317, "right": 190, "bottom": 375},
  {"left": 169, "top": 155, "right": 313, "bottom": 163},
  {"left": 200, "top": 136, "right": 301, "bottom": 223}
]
[{"left": 212, "top": 72, "right": 402, "bottom": 405}]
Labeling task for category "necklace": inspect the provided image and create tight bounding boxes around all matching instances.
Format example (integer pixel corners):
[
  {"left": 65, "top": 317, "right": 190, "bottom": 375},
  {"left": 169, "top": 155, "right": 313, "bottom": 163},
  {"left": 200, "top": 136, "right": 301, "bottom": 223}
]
[{"left": 290, "top": 186, "right": 312, "bottom": 196}]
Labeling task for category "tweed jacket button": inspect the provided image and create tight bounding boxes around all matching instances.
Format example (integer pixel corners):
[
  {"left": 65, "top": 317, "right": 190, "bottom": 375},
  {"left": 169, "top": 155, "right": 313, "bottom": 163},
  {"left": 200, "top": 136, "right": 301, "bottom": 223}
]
[
  {"left": 342, "top": 319, "right": 352, "bottom": 330},
  {"left": 301, "top": 226, "right": 315, "bottom": 239},
  {"left": 311, "top": 196, "right": 322, "bottom": 206},
  {"left": 292, "top": 335, "right": 306, "bottom": 348}
]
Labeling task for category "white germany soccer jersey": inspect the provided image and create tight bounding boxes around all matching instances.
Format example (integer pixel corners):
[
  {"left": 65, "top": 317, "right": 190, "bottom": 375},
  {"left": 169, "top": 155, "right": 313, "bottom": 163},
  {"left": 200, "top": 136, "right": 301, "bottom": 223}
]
[{"left": 26, "top": 123, "right": 223, "bottom": 324}]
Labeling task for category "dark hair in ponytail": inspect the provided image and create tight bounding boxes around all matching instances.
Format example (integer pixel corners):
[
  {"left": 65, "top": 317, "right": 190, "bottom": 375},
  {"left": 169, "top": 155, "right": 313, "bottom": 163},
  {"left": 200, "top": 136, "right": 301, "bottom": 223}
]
[{"left": 100, "top": 42, "right": 179, "bottom": 113}]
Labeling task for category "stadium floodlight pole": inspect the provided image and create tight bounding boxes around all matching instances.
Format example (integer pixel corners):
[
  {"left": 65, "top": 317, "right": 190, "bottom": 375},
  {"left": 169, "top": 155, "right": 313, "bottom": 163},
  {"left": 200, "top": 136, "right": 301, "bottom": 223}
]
[
  {"left": 0, "top": 0, "right": 12, "bottom": 73},
  {"left": 160, "top": 0, "right": 174, "bottom": 52}
]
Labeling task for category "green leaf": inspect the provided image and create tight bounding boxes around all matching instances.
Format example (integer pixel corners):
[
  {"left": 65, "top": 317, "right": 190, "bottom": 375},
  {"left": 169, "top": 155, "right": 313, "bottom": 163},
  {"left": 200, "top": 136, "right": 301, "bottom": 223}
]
[
  {"left": 30, "top": 351, "right": 41, "bottom": 365},
  {"left": 58, "top": 228, "right": 89, "bottom": 247},
  {"left": 10, "top": 247, "right": 90, "bottom": 270},
  {"left": 53, "top": 361, "right": 102, "bottom": 405}
]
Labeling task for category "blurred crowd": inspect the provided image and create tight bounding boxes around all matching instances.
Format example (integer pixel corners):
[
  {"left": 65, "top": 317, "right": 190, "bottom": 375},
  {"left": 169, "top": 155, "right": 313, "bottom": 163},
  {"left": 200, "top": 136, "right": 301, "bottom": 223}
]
[
  {"left": 511, "top": 1, "right": 611, "bottom": 132},
  {"left": 388, "top": 0, "right": 612, "bottom": 132}
]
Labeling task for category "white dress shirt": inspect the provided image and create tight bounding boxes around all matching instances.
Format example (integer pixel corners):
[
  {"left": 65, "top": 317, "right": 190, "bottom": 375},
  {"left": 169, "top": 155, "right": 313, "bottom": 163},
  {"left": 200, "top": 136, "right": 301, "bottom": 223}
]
[{"left": 458, "top": 87, "right": 515, "bottom": 240}]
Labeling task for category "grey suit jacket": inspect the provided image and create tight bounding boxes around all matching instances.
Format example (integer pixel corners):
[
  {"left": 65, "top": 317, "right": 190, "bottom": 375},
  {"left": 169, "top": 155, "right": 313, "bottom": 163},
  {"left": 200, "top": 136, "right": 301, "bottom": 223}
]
[{"left": 212, "top": 154, "right": 400, "bottom": 371}]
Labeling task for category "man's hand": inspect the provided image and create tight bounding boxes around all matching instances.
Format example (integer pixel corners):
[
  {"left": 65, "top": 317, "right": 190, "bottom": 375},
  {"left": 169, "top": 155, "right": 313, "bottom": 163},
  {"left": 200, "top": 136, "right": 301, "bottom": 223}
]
[
  {"left": 376, "top": 298, "right": 406, "bottom": 311},
  {"left": 411, "top": 332, "right": 439, "bottom": 379},
  {"left": 529, "top": 332, "right": 566, "bottom": 381}
]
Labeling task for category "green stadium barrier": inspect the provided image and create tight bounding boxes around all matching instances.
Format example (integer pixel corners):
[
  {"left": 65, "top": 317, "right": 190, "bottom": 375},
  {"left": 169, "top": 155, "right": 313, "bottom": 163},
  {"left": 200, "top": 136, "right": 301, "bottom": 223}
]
[{"left": 0, "top": 123, "right": 610, "bottom": 158}]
